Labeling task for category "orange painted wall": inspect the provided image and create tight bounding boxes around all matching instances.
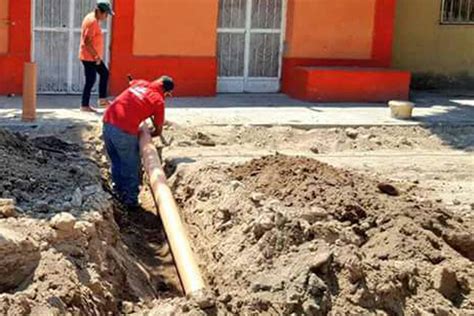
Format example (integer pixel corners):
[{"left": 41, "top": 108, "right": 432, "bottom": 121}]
[
  {"left": 285, "top": 0, "right": 376, "bottom": 59},
  {"left": 281, "top": 0, "right": 397, "bottom": 93},
  {"left": 110, "top": 0, "right": 217, "bottom": 96},
  {"left": 133, "top": 0, "right": 218, "bottom": 56},
  {"left": 0, "top": 0, "right": 8, "bottom": 54},
  {"left": 0, "top": 0, "right": 31, "bottom": 94}
]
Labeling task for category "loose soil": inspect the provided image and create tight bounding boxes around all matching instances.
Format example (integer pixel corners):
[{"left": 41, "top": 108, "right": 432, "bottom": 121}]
[
  {"left": 163, "top": 154, "right": 473, "bottom": 315},
  {"left": 0, "top": 128, "right": 179, "bottom": 315},
  {"left": 0, "top": 123, "right": 473, "bottom": 316}
]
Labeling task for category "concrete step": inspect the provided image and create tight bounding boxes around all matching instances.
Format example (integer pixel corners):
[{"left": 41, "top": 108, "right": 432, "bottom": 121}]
[{"left": 285, "top": 67, "right": 411, "bottom": 103}]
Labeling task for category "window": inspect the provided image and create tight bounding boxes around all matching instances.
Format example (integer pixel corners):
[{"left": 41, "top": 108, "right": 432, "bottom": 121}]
[{"left": 441, "top": 0, "right": 474, "bottom": 24}]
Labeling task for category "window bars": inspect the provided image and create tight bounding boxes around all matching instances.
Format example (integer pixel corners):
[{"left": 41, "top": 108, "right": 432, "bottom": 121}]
[{"left": 441, "top": 0, "right": 474, "bottom": 24}]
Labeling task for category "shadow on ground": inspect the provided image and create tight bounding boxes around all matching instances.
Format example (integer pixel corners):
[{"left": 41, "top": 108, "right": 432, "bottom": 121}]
[{"left": 409, "top": 92, "right": 474, "bottom": 152}]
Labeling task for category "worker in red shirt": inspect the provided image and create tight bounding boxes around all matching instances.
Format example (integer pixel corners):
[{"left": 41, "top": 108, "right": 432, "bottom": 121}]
[{"left": 103, "top": 75, "right": 174, "bottom": 209}]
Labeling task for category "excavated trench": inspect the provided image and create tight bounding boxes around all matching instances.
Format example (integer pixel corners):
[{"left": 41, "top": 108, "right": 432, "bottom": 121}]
[
  {"left": 0, "top": 128, "right": 187, "bottom": 315},
  {"left": 111, "top": 185, "right": 183, "bottom": 298},
  {"left": 98, "top": 150, "right": 189, "bottom": 301},
  {"left": 1, "top": 126, "right": 473, "bottom": 315}
]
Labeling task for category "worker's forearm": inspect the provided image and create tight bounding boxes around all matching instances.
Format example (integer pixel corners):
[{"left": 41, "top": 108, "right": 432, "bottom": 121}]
[
  {"left": 150, "top": 130, "right": 161, "bottom": 138},
  {"left": 85, "top": 40, "right": 100, "bottom": 60},
  {"left": 151, "top": 124, "right": 163, "bottom": 137}
]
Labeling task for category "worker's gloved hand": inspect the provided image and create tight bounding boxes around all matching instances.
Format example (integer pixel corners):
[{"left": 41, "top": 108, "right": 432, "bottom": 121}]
[
  {"left": 150, "top": 129, "right": 162, "bottom": 138},
  {"left": 150, "top": 125, "right": 163, "bottom": 138}
]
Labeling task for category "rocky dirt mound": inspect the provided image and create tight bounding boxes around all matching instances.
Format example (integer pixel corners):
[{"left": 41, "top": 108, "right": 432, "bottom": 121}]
[
  {"left": 1, "top": 125, "right": 473, "bottom": 315},
  {"left": 0, "top": 128, "right": 169, "bottom": 315},
  {"left": 168, "top": 125, "right": 474, "bottom": 153},
  {"left": 0, "top": 128, "right": 101, "bottom": 217},
  {"left": 167, "top": 155, "right": 473, "bottom": 315}
]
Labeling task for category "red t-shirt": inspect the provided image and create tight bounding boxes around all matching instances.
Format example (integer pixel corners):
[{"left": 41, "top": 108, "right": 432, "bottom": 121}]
[{"left": 103, "top": 80, "right": 165, "bottom": 135}]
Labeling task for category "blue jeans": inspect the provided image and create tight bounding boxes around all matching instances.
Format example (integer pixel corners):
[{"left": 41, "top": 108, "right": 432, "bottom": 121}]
[{"left": 103, "top": 123, "right": 140, "bottom": 206}]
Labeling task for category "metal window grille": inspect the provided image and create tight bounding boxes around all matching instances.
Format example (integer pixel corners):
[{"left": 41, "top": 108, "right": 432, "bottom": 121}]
[{"left": 441, "top": 0, "right": 474, "bottom": 24}]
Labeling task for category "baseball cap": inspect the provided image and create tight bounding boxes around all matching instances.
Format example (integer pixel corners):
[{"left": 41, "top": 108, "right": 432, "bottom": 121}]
[{"left": 97, "top": 0, "right": 115, "bottom": 16}]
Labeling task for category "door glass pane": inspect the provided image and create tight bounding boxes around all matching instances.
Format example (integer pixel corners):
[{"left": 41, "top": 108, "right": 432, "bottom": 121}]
[
  {"left": 248, "top": 33, "right": 280, "bottom": 77},
  {"left": 217, "top": 33, "right": 245, "bottom": 77},
  {"left": 218, "top": 0, "right": 247, "bottom": 28},
  {"left": 251, "top": 0, "right": 282, "bottom": 29},
  {"left": 35, "top": 31, "right": 69, "bottom": 92},
  {"left": 35, "top": 0, "right": 70, "bottom": 28},
  {"left": 34, "top": 0, "right": 111, "bottom": 94}
]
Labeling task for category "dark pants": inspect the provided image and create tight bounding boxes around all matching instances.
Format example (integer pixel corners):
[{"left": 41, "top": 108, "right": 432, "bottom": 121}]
[
  {"left": 81, "top": 60, "right": 109, "bottom": 107},
  {"left": 103, "top": 123, "right": 140, "bottom": 207}
]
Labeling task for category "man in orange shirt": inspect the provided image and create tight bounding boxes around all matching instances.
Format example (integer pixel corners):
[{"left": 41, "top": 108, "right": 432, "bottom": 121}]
[{"left": 79, "top": 0, "right": 114, "bottom": 112}]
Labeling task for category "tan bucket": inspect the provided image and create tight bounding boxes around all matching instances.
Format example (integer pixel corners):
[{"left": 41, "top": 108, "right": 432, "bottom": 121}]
[{"left": 389, "top": 100, "right": 414, "bottom": 119}]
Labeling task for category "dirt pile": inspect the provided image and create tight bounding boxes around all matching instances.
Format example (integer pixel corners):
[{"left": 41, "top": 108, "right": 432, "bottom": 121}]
[
  {"left": 168, "top": 155, "right": 473, "bottom": 315},
  {"left": 0, "top": 128, "right": 101, "bottom": 217},
  {"left": 168, "top": 125, "right": 474, "bottom": 154},
  {"left": 0, "top": 128, "right": 166, "bottom": 315},
  {"left": 1, "top": 125, "right": 472, "bottom": 315}
]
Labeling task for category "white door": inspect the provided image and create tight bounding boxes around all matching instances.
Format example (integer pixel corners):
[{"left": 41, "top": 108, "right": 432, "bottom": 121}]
[
  {"left": 33, "top": 0, "right": 111, "bottom": 94},
  {"left": 217, "top": 0, "right": 286, "bottom": 93}
]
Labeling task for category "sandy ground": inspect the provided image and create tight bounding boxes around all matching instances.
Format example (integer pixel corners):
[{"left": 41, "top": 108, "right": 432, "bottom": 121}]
[
  {"left": 0, "top": 121, "right": 473, "bottom": 315},
  {"left": 160, "top": 124, "right": 474, "bottom": 217}
]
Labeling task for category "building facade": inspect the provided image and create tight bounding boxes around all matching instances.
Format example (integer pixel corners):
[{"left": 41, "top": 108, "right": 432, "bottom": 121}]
[
  {"left": 0, "top": 0, "right": 395, "bottom": 97},
  {"left": 0, "top": 0, "right": 471, "bottom": 97},
  {"left": 393, "top": 0, "right": 474, "bottom": 89}
]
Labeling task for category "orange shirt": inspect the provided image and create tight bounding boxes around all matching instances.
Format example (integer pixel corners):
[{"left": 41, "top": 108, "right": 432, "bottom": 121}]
[{"left": 79, "top": 12, "right": 104, "bottom": 61}]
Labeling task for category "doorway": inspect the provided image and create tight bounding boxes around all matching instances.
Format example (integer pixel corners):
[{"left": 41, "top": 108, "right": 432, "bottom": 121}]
[
  {"left": 217, "top": 0, "right": 286, "bottom": 93},
  {"left": 32, "top": 0, "right": 111, "bottom": 94}
]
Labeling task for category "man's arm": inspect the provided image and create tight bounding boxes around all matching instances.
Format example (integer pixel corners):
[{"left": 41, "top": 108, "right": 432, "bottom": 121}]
[
  {"left": 82, "top": 22, "right": 101, "bottom": 63},
  {"left": 146, "top": 91, "right": 165, "bottom": 138},
  {"left": 150, "top": 120, "right": 163, "bottom": 138},
  {"left": 84, "top": 36, "right": 101, "bottom": 63}
]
